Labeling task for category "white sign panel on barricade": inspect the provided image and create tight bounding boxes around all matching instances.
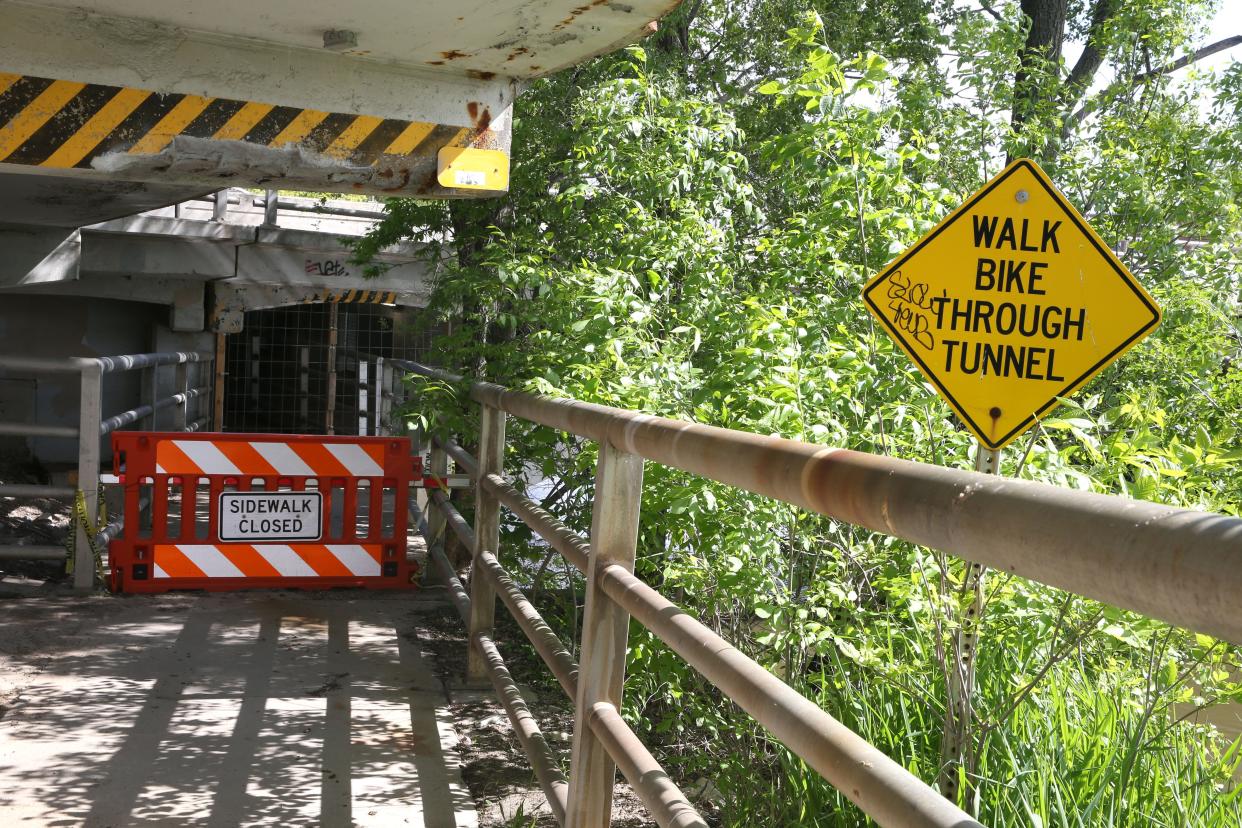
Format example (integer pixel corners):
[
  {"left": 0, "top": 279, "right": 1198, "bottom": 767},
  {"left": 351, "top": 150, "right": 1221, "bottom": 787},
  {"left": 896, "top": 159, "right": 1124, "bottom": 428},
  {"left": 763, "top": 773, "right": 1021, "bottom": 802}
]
[{"left": 219, "top": 492, "right": 323, "bottom": 542}]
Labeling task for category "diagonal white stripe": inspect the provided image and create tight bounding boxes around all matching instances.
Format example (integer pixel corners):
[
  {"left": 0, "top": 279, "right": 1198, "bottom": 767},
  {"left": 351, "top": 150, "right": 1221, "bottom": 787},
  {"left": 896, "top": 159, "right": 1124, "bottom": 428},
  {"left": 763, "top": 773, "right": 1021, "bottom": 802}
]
[
  {"left": 173, "top": 441, "right": 241, "bottom": 475},
  {"left": 325, "top": 443, "right": 384, "bottom": 477},
  {"left": 153, "top": 564, "right": 170, "bottom": 579},
  {"left": 177, "top": 544, "right": 245, "bottom": 578},
  {"left": 327, "top": 544, "right": 380, "bottom": 576},
  {"left": 258, "top": 544, "right": 318, "bottom": 577},
  {"left": 250, "top": 442, "right": 316, "bottom": 476}
]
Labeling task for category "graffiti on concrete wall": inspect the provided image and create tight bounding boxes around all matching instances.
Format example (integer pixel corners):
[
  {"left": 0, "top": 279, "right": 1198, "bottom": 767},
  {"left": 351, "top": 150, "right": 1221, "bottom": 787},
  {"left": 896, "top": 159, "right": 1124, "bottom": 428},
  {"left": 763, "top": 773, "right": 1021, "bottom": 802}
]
[{"left": 304, "top": 259, "right": 351, "bottom": 278}]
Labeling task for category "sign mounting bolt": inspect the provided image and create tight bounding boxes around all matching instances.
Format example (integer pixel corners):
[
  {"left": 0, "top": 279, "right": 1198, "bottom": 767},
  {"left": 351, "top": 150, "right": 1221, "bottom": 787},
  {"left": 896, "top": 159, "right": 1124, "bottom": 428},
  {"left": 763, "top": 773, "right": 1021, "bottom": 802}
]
[
  {"left": 323, "top": 29, "right": 358, "bottom": 52},
  {"left": 1015, "top": 189, "right": 1029, "bottom": 204}
]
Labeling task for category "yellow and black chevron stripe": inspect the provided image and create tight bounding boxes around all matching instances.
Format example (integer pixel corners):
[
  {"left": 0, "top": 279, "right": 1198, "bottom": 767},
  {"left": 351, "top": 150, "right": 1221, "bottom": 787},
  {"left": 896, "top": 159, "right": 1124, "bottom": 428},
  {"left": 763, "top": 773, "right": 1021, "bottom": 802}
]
[
  {"left": 0, "top": 72, "right": 474, "bottom": 171},
  {"left": 301, "top": 290, "right": 400, "bottom": 305}
]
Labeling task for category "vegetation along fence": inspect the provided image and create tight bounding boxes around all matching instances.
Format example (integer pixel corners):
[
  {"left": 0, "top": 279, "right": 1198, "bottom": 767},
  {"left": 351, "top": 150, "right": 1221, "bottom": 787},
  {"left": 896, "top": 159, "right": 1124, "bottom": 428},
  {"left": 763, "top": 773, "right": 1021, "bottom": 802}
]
[{"left": 393, "top": 358, "right": 1241, "bottom": 828}]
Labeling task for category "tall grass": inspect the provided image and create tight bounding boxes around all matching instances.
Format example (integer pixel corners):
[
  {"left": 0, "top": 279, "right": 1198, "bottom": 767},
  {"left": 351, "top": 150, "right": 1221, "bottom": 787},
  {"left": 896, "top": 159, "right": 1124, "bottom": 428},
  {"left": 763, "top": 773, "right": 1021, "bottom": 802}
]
[{"left": 662, "top": 617, "right": 1242, "bottom": 827}]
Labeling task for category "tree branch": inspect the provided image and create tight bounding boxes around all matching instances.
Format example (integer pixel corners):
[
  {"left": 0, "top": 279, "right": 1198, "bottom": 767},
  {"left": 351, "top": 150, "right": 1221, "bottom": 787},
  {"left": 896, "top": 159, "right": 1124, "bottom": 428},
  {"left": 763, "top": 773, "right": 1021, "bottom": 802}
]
[
  {"left": 1062, "top": 0, "right": 1120, "bottom": 107},
  {"left": 977, "top": 0, "right": 1004, "bottom": 23},
  {"left": 1133, "top": 35, "right": 1242, "bottom": 82},
  {"left": 1065, "top": 34, "right": 1242, "bottom": 136}
]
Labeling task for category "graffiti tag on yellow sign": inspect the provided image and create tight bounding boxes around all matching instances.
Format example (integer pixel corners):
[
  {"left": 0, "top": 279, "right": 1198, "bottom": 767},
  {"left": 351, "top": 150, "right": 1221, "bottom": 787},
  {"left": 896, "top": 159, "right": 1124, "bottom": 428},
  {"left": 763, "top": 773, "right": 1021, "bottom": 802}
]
[{"left": 862, "top": 158, "right": 1161, "bottom": 450}]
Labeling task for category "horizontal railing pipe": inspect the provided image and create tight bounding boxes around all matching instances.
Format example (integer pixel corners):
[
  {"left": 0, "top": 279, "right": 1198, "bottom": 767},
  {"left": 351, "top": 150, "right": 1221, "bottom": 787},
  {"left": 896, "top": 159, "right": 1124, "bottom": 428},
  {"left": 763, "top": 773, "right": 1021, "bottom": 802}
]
[
  {"left": 432, "top": 545, "right": 473, "bottom": 625},
  {"left": 420, "top": 494, "right": 473, "bottom": 623},
  {"left": 0, "top": 422, "right": 78, "bottom": 439},
  {"left": 0, "top": 356, "right": 86, "bottom": 374},
  {"left": 440, "top": 439, "right": 479, "bottom": 477},
  {"left": 0, "top": 545, "right": 66, "bottom": 561},
  {"left": 96, "top": 495, "right": 148, "bottom": 547},
  {"left": 401, "top": 360, "right": 1242, "bottom": 646},
  {"left": 392, "top": 360, "right": 462, "bottom": 384},
  {"left": 408, "top": 490, "right": 431, "bottom": 542},
  {"left": 474, "top": 632, "right": 570, "bottom": 825},
  {"left": 0, "top": 484, "right": 75, "bottom": 499},
  {"left": 99, "top": 405, "right": 153, "bottom": 434},
  {"left": 99, "top": 387, "right": 209, "bottom": 434},
  {"left": 476, "top": 548, "right": 579, "bottom": 699},
  {"left": 423, "top": 448, "right": 579, "bottom": 698},
  {"left": 461, "top": 466, "right": 978, "bottom": 828},
  {"left": 481, "top": 473, "right": 589, "bottom": 573},
  {"left": 0, "top": 352, "right": 210, "bottom": 376},
  {"left": 597, "top": 560, "right": 980, "bottom": 827},
  {"left": 194, "top": 193, "right": 388, "bottom": 221},
  {"left": 94, "top": 352, "right": 211, "bottom": 374},
  {"left": 598, "top": 563, "right": 978, "bottom": 828},
  {"left": 423, "top": 455, "right": 572, "bottom": 824},
  {"left": 275, "top": 197, "right": 387, "bottom": 220},
  {"left": 587, "top": 702, "right": 707, "bottom": 828},
  {"left": 429, "top": 489, "right": 476, "bottom": 550},
  {"left": 427, "top": 526, "right": 570, "bottom": 825}
]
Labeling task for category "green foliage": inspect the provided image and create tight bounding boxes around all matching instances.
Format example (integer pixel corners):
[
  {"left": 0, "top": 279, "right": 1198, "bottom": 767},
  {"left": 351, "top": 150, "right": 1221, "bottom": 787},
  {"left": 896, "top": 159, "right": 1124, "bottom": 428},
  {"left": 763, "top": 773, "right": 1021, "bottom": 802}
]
[{"left": 360, "top": 1, "right": 1242, "bottom": 823}]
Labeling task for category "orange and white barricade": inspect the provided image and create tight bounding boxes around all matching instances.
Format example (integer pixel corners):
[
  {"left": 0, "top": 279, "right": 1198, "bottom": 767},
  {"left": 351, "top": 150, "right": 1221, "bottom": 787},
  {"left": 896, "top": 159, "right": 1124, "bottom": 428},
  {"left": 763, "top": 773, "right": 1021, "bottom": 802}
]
[{"left": 108, "top": 432, "right": 418, "bottom": 593}]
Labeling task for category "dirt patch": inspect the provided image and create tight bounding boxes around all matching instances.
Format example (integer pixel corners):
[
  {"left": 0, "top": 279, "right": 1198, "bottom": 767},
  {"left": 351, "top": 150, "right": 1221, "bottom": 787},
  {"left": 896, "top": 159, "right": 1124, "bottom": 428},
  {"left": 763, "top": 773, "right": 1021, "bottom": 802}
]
[
  {"left": 415, "top": 584, "right": 655, "bottom": 827},
  {"left": 0, "top": 485, "right": 72, "bottom": 587},
  {"left": 0, "top": 592, "right": 128, "bottom": 721}
]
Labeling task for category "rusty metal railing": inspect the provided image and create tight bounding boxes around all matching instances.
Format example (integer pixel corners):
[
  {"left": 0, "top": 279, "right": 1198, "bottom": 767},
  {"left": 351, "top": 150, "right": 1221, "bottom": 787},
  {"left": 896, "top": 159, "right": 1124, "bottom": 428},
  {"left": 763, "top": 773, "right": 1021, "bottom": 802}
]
[
  {"left": 396, "top": 358, "right": 1241, "bottom": 828},
  {"left": 0, "top": 351, "right": 214, "bottom": 587}
]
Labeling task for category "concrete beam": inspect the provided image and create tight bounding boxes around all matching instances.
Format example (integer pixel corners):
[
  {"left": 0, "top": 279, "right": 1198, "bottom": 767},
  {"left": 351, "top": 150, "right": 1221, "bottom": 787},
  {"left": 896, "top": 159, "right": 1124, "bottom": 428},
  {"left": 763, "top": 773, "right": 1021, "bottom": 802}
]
[
  {"left": 0, "top": 168, "right": 210, "bottom": 228},
  {"left": 2, "top": 216, "right": 429, "bottom": 330},
  {"left": 86, "top": 215, "right": 254, "bottom": 242},
  {"left": 81, "top": 234, "right": 236, "bottom": 279},
  {"left": 209, "top": 281, "right": 429, "bottom": 333},
  {"left": 0, "top": 3, "right": 515, "bottom": 198},
  {"left": 0, "top": 3, "right": 512, "bottom": 126},
  {"left": 0, "top": 226, "right": 79, "bottom": 287},
  {"left": 5, "top": 271, "right": 202, "bottom": 307},
  {"left": 237, "top": 241, "right": 431, "bottom": 294}
]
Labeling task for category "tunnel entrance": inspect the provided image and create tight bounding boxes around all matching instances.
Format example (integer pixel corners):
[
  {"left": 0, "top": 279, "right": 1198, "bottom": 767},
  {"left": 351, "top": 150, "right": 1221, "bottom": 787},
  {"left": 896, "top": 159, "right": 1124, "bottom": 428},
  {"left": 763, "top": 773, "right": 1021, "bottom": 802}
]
[{"left": 223, "top": 303, "right": 432, "bottom": 435}]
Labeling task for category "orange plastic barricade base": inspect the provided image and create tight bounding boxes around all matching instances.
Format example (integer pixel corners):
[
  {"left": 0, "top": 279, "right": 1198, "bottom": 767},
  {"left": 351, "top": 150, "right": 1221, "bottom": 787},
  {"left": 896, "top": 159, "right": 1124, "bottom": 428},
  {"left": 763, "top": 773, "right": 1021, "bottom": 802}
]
[{"left": 109, "top": 432, "right": 420, "bottom": 594}]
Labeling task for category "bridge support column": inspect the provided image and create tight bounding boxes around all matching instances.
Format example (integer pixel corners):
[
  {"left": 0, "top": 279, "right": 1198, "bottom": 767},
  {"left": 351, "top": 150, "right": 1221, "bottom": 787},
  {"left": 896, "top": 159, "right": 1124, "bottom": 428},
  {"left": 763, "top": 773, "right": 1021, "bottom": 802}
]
[
  {"left": 73, "top": 362, "right": 102, "bottom": 591},
  {"left": 567, "top": 443, "right": 645, "bottom": 828}
]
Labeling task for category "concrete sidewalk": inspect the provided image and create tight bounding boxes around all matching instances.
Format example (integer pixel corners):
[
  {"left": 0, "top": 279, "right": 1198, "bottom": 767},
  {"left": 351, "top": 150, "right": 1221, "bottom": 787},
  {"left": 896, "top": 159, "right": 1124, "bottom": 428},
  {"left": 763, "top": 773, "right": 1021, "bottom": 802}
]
[{"left": 0, "top": 591, "right": 477, "bottom": 827}]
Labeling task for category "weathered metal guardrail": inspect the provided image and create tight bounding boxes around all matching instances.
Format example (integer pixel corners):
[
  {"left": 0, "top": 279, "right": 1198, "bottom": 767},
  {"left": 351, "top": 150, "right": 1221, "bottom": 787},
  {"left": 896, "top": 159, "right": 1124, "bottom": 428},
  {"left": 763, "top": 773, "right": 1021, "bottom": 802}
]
[
  {"left": 0, "top": 351, "right": 213, "bottom": 588},
  {"left": 396, "top": 358, "right": 1241, "bottom": 828}
]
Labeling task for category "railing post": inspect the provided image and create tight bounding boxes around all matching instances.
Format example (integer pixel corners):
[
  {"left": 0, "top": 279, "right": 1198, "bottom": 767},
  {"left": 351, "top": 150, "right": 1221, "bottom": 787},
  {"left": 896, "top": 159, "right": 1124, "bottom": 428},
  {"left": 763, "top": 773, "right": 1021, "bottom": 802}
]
[
  {"left": 213, "top": 334, "right": 226, "bottom": 432},
  {"left": 325, "top": 303, "right": 339, "bottom": 434},
  {"left": 74, "top": 361, "right": 103, "bottom": 591},
  {"left": 263, "top": 188, "right": 278, "bottom": 227},
  {"left": 427, "top": 441, "right": 448, "bottom": 576},
  {"left": 376, "top": 357, "right": 389, "bottom": 435},
  {"left": 566, "top": 442, "right": 645, "bottom": 828},
  {"left": 467, "top": 404, "right": 506, "bottom": 684},
  {"left": 212, "top": 189, "right": 228, "bottom": 222},
  {"left": 141, "top": 363, "right": 158, "bottom": 430},
  {"left": 358, "top": 359, "right": 370, "bottom": 435},
  {"left": 299, "top": 347, "right": 310, "bottom": 429},
  {"left": 173, "top": 360, "right": 189, "bottom": 431}
]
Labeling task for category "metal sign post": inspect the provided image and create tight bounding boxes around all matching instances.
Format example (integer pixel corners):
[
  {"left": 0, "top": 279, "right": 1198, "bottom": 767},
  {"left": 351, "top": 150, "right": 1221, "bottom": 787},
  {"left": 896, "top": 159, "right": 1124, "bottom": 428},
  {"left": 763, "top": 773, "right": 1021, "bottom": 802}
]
[
  {"left": 938, "top": 441, "right": 1000, "bottom": 799},
  {"left": 861, "top": 159, "right": 1163, "bottom": 802}
]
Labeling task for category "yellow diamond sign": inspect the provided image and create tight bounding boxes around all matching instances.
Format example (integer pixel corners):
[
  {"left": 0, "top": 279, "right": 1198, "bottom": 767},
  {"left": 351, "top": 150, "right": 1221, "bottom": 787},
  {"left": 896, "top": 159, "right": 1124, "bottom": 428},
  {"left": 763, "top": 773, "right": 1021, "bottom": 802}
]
[{"left": 863, "top": 159, "right": 1161, "bottom": 450}]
